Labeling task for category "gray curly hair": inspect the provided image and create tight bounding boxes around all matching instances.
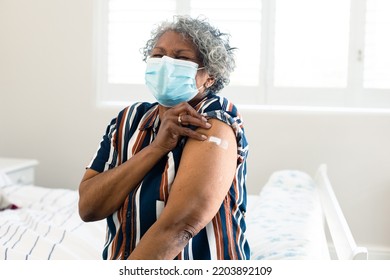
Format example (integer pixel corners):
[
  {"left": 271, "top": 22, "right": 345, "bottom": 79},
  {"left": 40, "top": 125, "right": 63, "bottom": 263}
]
[{"left": 142, "top": 15, "right": 236, "bottom": 94}]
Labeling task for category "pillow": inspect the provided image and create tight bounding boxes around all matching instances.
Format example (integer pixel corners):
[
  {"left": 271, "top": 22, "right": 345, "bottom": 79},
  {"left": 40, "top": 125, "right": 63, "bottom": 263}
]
[
  {"left": 0, "top": 172, "right": 12, "bottom": 187},
  {"left": 0, "top": 190, "right": 17, "bottom": 210},
  {"left": 0, "top": 172, "right": 17, "bottom": 210}
]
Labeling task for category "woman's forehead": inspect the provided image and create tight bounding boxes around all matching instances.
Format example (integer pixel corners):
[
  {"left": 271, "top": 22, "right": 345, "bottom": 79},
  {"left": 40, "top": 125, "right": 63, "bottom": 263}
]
[{"left": 154, "top": 31, "right": 197, "bottom": 53}]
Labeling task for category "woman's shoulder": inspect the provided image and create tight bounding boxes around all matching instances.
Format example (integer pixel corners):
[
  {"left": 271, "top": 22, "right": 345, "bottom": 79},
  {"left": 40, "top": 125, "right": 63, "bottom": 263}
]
[
  {"left": 198, "top": 94, "right": 240, "bottom": 116},
  {"left": 115, "top": 101, "right": 158, "bottom": 124},
  {"left": 118, "top": 101, "right": 158, "bottom": 116},
  {"left": 198, "top": 94, "right": 247, "bottom": 145}
]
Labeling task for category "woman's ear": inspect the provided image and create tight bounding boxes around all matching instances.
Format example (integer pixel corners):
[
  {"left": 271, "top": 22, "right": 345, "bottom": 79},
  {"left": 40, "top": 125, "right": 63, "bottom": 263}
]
[{"left": 205, "top": 77, "right": 215, "bottom": 89}]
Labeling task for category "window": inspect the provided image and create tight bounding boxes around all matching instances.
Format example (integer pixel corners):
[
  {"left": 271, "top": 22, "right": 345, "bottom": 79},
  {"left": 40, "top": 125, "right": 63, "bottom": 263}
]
[
  {"left": 363, "top": 0, "right": 390, "bottom": 89},
  {"left": 190, "top": 0, "right": 262, "bottom": 87},
  {"left": 274, "top": 0, "right": 350, "bottom": 88},
  {"left": 96, "top": 0, "right": 390, "bottom": 108},
  {"left": 107, "top": 1, "right": 176, "bottom": 85}
]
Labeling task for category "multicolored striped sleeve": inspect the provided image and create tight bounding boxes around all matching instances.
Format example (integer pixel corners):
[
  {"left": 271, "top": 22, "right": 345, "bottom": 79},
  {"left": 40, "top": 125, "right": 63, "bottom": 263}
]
[
  {"left": 87, "top": 104, "right": 136, "bottom": 173},
  {"left": 87, "top": 116, "right": 118, "bottom": 173}
]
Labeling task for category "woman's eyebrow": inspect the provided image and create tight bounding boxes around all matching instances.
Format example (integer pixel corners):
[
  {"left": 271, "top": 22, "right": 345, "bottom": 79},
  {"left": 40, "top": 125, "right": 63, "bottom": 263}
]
[
  {"left": 151, "top": 46, "right": 166, "bottom": 53},
  {"left": 152, "top": 46, "right": 198, "bottom": 59},
  {"left": 153, "top": 46, "right": 195, "bottom": 54},
  {"left": 175, "top": 49, "right": 196, "bottom": 55}
]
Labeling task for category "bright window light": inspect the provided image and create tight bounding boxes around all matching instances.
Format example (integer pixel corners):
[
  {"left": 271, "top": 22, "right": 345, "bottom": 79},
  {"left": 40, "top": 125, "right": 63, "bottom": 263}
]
[
  {"left": 274, "top": 0, "right": 351, "bottom": 88},
  {"left": 364, "top": 0, "right": 390, "bottom": 88},
  {"left": 191, "top": 0, "right": 262, "bottom": 86}
]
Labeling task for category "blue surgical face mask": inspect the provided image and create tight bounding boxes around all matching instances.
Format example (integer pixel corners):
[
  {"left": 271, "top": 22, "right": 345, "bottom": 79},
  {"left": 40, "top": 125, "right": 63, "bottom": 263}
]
[{"left": 145, "top": 56, "right": 204, "bottom": 107}]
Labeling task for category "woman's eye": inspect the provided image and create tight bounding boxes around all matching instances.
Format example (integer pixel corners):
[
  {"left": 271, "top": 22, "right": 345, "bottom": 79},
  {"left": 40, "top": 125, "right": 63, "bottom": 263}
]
[
  {"left": 151, "top": 54, "right": 163, "bottom": 58},
  {"left": 177, "top": 56, "right": 190, "bottom": 60}
]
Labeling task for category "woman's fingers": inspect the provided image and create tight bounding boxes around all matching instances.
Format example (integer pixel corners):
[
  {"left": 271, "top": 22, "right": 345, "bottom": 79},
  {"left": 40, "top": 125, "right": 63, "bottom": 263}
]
[
  {"left": 177, "top": 113, "right": 211, "bottom": 129},
  {"left": 153, "top": 102, "right": 212, "bottom": 152},
  {"left": 179, "top": 126, "right": 208, "bottom": 141},
  {"left": 172, "top": 102, "right": 211, "bottom": 129}
]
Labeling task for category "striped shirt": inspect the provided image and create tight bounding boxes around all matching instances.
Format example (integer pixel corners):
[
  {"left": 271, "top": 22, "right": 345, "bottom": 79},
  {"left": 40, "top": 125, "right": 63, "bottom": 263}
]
[{"left": 88, "top": 94, "right": 250, "bottom": 260}]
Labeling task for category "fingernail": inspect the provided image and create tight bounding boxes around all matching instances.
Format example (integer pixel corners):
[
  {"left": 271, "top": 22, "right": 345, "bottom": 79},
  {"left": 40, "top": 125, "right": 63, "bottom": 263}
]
[
  {"left": 201, "top": 135, "right": 208, "bottom": 140},
  {"left": 205, "top": 122, "right": 211, "bottom": 128},
  {"left": 202, "top": 117, "right": 208, "bottom": 122}
]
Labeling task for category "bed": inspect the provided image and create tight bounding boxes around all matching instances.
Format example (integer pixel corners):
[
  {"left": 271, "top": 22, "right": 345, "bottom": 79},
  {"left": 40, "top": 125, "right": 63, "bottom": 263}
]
[
  {"left": 246, "top": 164, "right": 368, "bottom": 260},
  {"left": 0, "top": 164, "right": 367, "bottom": 260},
  {"left": 0, "top": 176, "right": 105, "bottom": 260}
]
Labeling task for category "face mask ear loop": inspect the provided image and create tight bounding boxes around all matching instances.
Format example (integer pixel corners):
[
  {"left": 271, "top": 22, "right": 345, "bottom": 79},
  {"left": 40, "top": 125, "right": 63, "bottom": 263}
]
[{"left": 196, "top": 66, "right": 207, "bottom": 94}]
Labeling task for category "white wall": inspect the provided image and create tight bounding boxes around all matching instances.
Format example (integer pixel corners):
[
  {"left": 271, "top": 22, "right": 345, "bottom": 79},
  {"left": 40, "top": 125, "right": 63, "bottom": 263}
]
[{"left": 1, "top": 0, "right": 389, "bottom": 258}]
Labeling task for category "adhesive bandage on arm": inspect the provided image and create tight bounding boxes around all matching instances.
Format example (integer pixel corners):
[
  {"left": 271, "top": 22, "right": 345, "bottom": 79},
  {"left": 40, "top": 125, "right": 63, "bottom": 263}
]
[{"left": 207, "top": 136, "right": 229, "bottom": 150}]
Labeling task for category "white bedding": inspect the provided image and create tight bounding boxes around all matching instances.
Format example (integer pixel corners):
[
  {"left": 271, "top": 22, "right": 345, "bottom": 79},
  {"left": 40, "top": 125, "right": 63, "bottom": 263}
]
[
  {"left": 246, "top": 170, "right": 330, "bottom": 260},
  {"left": 0, "top": 184, "right": 105, "bottom": 260},
  {"left": 0, "top": 170, "right": 330, "bottom": 260}
]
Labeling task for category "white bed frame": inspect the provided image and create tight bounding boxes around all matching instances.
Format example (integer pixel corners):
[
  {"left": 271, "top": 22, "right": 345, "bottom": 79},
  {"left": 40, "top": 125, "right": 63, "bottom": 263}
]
[
  {"left": 315, "top": 164, "right": 368, "bottom": 260},
  {"left": 1, "top": 165, "right": 367, "bottom": 260}
]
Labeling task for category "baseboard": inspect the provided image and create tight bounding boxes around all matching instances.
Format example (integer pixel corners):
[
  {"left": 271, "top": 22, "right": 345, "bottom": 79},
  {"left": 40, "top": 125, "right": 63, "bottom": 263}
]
[
  {"left": 365, "top": 245, "right": 390, "bottom": 260},
  {"left": 327, "top": 244, "right": 390, "bottom": 260}
]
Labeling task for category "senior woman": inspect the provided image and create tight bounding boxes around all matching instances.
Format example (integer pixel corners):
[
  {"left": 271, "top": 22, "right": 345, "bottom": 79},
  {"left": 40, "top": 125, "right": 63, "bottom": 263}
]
[{"left": 78, "top": 15, "right": 249, "bottom": 260}]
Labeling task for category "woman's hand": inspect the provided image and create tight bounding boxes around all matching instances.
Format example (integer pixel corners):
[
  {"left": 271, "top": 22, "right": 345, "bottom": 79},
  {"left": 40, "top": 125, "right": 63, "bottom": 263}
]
[{"left": 151, "top": 102, "right": 211, "bottom": 153}]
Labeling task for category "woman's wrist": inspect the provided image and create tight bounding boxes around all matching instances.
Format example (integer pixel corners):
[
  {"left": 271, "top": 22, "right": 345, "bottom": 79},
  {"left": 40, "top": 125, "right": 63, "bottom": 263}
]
[{"left": 148, "top": 140, "right": 172, "bottom": 156}]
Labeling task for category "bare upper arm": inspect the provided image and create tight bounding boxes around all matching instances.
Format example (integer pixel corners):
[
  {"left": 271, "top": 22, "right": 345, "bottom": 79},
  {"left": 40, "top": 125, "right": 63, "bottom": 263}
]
[{"left": 158, "top": 118, "right": 238, "bottom": 232}]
